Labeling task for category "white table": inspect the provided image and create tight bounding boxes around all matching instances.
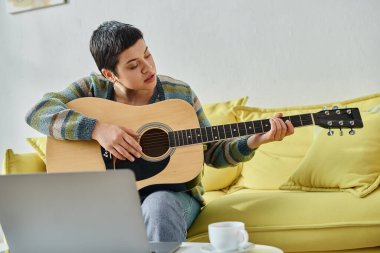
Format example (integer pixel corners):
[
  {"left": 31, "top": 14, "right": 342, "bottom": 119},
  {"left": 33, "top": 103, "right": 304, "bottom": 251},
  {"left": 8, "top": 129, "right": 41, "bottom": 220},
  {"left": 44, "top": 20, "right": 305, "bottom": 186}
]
[
  {"left": 0, "top": 242, "right": 283, "bottom": 253},
  {"left": 178, "top": 242, "right": 283, "bottom": 253}
]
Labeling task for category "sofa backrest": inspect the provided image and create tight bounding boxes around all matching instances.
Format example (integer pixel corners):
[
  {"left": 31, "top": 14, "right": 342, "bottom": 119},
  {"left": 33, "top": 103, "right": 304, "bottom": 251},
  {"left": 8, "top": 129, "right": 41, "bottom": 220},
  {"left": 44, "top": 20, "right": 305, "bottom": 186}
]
[{"left": 229, "top": 93, "right": 380, "bottom": 192}]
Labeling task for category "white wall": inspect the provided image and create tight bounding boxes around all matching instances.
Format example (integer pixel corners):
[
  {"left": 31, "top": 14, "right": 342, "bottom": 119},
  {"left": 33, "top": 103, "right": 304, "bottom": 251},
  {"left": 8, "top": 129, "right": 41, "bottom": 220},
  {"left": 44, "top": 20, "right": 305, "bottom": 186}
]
[{"left": 0, "top": 0, "right": 379, "bottom": 156}]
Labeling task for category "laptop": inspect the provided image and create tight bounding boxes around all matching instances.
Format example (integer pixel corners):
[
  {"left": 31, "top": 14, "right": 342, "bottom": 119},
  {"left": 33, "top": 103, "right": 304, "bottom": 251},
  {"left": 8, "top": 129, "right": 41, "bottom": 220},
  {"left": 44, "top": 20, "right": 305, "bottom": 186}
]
[{"left": 0, "top": 170, "right": 180, "bottom": 253}]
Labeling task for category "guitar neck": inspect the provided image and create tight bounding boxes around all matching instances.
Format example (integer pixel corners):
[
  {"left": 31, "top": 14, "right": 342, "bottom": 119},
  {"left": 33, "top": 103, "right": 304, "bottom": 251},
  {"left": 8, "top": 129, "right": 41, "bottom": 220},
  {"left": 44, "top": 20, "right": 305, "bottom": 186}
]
[{"left": 168, "top": 113, "right": 314, "bottom": 147}]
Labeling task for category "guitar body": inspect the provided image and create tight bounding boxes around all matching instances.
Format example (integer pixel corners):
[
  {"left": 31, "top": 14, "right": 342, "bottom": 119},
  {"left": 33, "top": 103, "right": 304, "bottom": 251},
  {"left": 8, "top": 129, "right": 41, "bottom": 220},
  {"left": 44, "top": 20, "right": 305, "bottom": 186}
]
[{"left": 46, "top": 98, "right": 204, "bottom": 194}]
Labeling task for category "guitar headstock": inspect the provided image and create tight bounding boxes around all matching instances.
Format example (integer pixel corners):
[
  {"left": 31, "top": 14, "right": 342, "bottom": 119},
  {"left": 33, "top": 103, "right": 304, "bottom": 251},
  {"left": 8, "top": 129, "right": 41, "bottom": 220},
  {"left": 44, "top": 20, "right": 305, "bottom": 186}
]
[{"left": 313, "top": 107, "right": 363, "bottom": 136}]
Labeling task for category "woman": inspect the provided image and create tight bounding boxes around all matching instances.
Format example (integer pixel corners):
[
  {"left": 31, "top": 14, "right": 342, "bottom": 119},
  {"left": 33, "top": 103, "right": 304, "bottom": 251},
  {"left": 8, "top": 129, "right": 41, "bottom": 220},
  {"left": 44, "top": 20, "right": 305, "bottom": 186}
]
[{"left": 26, "top": 20, "right": 294, "bottom": 242}]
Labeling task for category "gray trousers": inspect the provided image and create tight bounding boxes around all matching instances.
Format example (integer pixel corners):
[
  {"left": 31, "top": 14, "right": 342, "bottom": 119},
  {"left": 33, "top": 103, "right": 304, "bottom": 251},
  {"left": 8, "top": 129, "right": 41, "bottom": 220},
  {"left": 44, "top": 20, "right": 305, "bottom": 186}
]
[{"left": 141, "top": 191, "right": 201, "bottom": 242}]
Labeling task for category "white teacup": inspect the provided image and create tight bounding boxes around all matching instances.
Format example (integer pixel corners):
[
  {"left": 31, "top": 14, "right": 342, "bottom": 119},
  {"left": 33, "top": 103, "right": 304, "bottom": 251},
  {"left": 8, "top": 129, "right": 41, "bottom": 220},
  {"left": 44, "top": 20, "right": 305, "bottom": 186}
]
[{"left": 208, "top": 221, "right": 249, "bottom": 252}]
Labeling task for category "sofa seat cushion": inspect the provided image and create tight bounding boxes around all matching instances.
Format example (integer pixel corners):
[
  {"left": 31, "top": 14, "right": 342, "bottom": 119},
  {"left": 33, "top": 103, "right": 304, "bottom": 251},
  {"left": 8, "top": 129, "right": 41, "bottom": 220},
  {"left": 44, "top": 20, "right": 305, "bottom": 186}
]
[
  {"left": 187, "top": 188, "right": 380, "bottom": 252},
  {"left": 202, "top": 190, "right": 227, "bottom": 204},
  {"left": 294, "top": 248, "right": 380, "bottom": 253}
]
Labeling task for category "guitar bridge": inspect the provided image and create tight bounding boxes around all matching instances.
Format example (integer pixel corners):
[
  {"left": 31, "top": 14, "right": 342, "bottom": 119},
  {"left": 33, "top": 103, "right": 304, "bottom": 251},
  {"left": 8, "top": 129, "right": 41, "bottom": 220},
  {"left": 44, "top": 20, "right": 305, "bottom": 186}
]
[{"left": 100, "top": 147, "right": 114, "bottom": 170}]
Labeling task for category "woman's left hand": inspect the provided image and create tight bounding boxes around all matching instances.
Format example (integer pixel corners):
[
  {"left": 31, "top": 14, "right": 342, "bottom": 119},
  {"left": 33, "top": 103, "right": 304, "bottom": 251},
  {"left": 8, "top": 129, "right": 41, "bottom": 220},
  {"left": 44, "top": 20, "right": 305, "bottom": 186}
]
[{"left": 247, "top": 113, "right": 294, "bottom": 149}]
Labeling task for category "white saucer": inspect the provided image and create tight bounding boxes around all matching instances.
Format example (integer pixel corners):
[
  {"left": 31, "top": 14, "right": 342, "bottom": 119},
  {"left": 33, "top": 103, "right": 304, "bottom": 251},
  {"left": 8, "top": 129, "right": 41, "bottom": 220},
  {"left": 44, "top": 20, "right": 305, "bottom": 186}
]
[{"left": 201, "top": 242, "right": 255, "bottom": 253}]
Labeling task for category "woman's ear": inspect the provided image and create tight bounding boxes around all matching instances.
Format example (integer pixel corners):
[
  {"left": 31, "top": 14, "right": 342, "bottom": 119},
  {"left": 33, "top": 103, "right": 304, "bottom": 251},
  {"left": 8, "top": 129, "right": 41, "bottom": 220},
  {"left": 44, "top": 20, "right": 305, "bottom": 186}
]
[{"left": 101, "top": 69, "right": 116, "bottom": 83}]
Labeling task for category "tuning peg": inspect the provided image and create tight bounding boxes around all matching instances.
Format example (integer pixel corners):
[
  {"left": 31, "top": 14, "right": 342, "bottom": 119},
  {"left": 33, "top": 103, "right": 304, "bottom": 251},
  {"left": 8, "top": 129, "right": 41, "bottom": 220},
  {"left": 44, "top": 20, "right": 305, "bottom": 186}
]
[
  {"left": 339, "top": 128, "right": 344, "bottom": 136},
  {"left": 327, "top": 129, "right": 334, "bottom": 136},
  {"left": 349, "top": 129, "right": 356, "bottom": 135},
  {"left": 332, "top": 105, "right": 339, "bottom": 110}
]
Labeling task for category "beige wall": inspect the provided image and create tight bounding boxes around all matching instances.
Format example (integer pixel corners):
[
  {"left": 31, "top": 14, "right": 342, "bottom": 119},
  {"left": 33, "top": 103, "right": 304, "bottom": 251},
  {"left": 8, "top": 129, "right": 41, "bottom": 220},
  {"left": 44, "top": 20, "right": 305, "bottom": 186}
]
[{"left": 0, "top": 0, "right": 379, "bottom": 156}]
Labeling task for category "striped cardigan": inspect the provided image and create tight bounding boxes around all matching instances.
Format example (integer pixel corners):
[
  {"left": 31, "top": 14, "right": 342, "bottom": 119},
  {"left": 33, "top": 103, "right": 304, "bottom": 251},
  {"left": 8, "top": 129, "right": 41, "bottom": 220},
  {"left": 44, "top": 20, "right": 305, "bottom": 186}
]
[{"left": 25, "top": 73, "right": 256, "bottom": 204}]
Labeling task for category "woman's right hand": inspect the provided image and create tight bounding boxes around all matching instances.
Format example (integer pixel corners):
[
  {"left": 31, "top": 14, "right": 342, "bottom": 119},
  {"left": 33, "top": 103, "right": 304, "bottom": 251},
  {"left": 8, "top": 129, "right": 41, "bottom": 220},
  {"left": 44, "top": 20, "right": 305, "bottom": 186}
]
[{"left": 91, "top": 121, "right": 142, "bottom": 161}]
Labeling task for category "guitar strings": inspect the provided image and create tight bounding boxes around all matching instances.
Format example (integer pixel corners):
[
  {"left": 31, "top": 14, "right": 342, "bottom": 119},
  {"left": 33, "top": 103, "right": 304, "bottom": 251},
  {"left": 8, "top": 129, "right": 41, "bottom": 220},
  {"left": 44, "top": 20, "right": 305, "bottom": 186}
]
[
  {"left": 138, "top": 119, "right": 314, "bottom": 147},
  {"left": 139, "top": 118, "right": 312, "bottom": 138},
  {"left": 140, "top": 120, "right": 311, "bottom": 141},
  {"left": 140, "top": 123, "right": 312, "bottom": 140},
  {"left": 140, "top": 122, "right": 312, "bottom": 140},
  {"left": 141, "top": 119, "right": 311, "bottom": 138}
]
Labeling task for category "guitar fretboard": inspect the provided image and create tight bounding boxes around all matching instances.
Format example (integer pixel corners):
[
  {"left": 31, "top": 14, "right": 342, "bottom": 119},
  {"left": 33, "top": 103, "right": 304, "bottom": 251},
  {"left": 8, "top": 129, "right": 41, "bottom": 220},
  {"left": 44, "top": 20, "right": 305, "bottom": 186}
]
[{"left": 168, "top": 113, "right": 314, "bottom": 147}]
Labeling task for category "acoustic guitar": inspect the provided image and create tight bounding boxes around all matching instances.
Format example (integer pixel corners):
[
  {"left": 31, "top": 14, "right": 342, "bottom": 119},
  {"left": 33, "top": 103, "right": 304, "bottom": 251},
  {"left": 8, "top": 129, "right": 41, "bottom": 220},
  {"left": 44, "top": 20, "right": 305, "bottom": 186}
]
[{"left": 46, "top": 98, "right": 363, "bottom": 195}]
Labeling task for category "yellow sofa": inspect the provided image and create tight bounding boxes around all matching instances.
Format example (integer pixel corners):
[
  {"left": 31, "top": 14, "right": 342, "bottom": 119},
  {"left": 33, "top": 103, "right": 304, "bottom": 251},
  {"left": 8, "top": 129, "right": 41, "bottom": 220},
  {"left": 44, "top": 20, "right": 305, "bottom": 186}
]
[{"left": 2, "top": 93, "right": 380, "bottom": 253}]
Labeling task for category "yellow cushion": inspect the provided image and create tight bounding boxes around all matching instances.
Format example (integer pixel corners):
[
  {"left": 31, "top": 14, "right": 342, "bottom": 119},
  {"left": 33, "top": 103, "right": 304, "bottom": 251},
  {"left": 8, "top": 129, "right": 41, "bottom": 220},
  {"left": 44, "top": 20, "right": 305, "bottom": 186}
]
[
  {"left": 230, "top": 106, "right": 314, "bottom": 190},
  {"left": 1, "top": 149, "right": 46, "bottom": 175},
  {"left": 187, "top": 188, "right": 380, "bottom": 252},
  {"left": 26, "top": 137, "right": 47, "bottom": 162},
  {"left": 230, "top": 93, "right": 380, "bottom": 191},
  {"left": 203, "top": 97, "right": 248, "bottom": 125},
  {"left": 280, "top": 109, "right": 380, "bottom": 197},
  {"left": 201, "top": 97, "right": 248, "bottom": 191}
]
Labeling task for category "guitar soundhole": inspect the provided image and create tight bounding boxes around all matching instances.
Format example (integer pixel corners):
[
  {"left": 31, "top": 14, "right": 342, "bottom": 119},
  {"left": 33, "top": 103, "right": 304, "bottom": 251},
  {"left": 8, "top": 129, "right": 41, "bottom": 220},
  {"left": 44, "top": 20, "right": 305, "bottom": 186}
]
[{"left": 140, "top": 128, "right": 169, "bottom": 158}]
